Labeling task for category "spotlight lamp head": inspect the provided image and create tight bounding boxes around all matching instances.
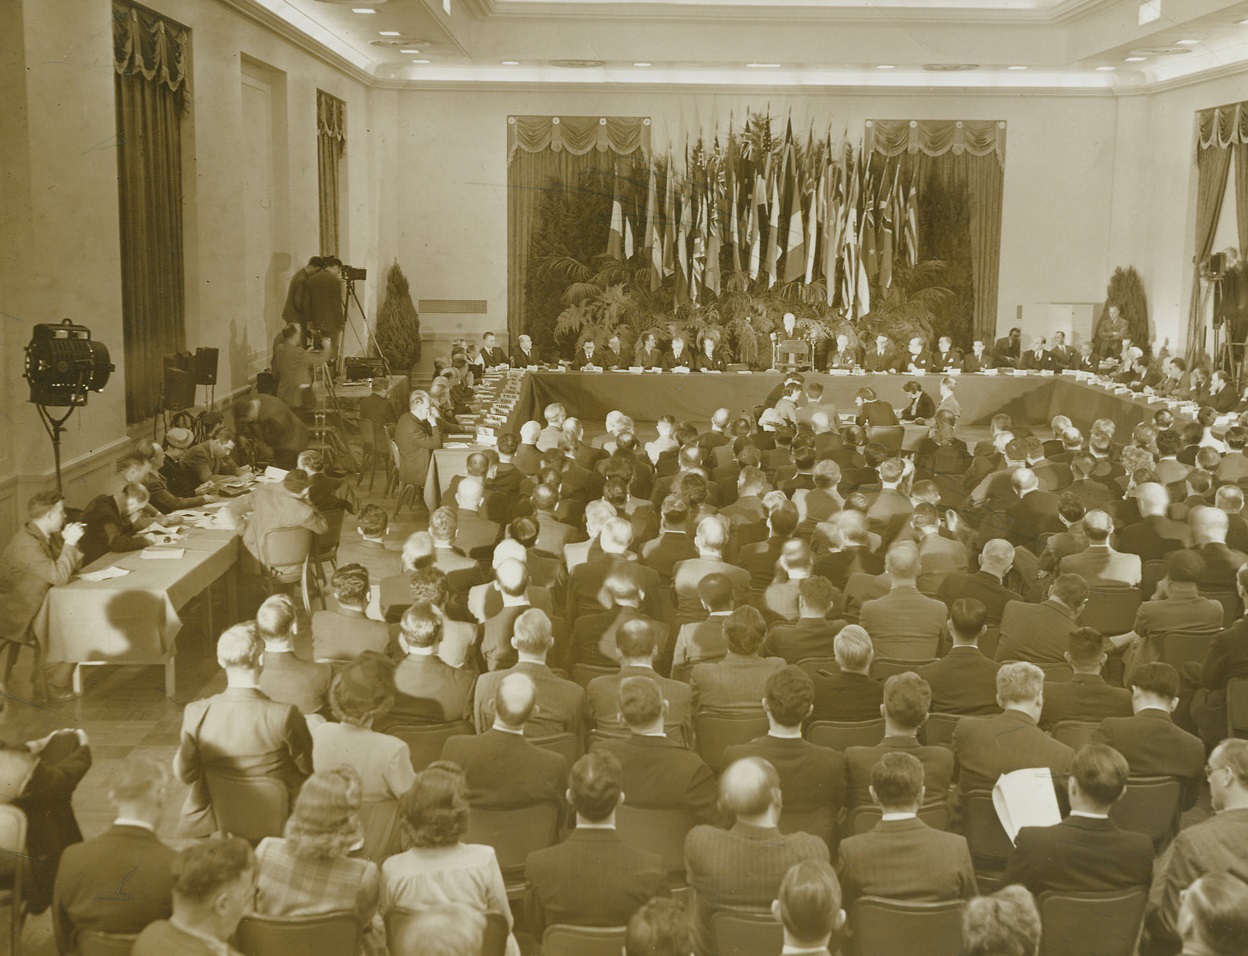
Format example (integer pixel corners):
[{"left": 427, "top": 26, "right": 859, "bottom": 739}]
[{"left": 24, "top": 319, "right": 114, "bottom": 407}]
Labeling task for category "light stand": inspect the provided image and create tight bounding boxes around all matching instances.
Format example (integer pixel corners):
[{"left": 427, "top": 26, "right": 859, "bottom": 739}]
[{"left": 24, "top": 319, "right": 114, "bottom": 495}]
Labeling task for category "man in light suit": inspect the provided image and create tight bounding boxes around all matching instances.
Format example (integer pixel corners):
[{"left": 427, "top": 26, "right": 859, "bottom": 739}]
[
  {"left": 311, "top": 564, "right": 392, "bottom": 662},
  {"left": 53, "top": 755, "right": 176, "bottom": 954},
  {"left": 1039, "top": 627, "right": 1132, "bottom": 729},
  {"left": 524, "top": 750, "right": 665, "bottom": 935},
  {"left": 442, "top": 671, "right": 569, "bottom": 825},
  {"left": 224, "top": 468, "right": 327, "bottom": 575},
  {"left": 859, "top": 541, "right": 948, "bottom": 661},
  {"left": 1059, "top": 509, "right": 1141, "bottom": 586},
  {"left": 689, "top": 606, "right": 786, "bottom": 714},
  {"left": 684, "top": 757, "right": 830, "bottom": 953},
  {"left": 537, "top": 403, "right": 567, "bottom": 452},
  {"left": 844, "top": 672, "right": 955, "bottom": 807},
  {"left": 174, "top": 624, "right": 313, "bottom": 837},
  {"left": 255, "top": 594, "right": 330, "bottom": 716},
  {"left": 587, "top": 619, "right": 692, "bottom": 745},
  {"left": 918, "top": 598, "right": 1001, "bottom": 717},
  {"left": 672, "top": 516, "right": 752, "bottom": 624},
  {"left": 1001, "top": 743, "right": 1153, "bottom": 895},
  {"left": 838, "top": 751, "right": 977, "bottom": 907},
  {"left": 995, "top": 573, "right": 1089, "bottom": 665},
  {"left": 473, "top": 608, "right": 584, "bottom": 740},
  {"left": 381, "top": 601, "right": 477, "bottom": 729},
  {"left": 952, "top": 661, "right": 1074, "bottom": 797}
]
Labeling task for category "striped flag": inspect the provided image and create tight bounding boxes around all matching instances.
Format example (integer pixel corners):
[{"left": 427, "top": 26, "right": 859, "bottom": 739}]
[
  {"left": 646, "top": 164, "right": 662, "bottom": 291},
  {"left": 841, "top": 205, "right": 858, "bottom": 313},
  {"left": 765, "top": 164, "right": 781, "bottom": 287},
  {"left": 782, "top": 141, "right": 805, "bottom": 284},
  {"left": 904, "top": 177, "right": 919, "bottom": 267},
  {"left": 663, "top": 163, "right": 677, "bottom": 277},
  {"left": 607, "top": 169, "right": 624, "bottom": 259},
  {"left": 748, "top": 157, "right": 767, "bottom": 280},
  {"left": 857, "top": 209, "right": 872, "bottom": 316},
  {"left": 878, "top": 166, "right": 898, "bottom": 290}
]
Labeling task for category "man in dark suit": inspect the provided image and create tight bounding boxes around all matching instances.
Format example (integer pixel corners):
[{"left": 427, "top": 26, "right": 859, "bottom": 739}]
[
  {"left": 380, "top": 601, "right": 477, "bottom": 729},
  {"left": 566, "top": 518, "right": 662, "bottom": 628},
  {"left": 1002, "top": 743, "right": 1153, "bottom": 895},
  {"left": 512, "top": 333, "right": 541, "bottom": 367},
  {"left": 592, "top": 676, "right": 720, "bottom": 824},
  {"left": 952, "top": 661, "right": 1074, "bottom": 796},
  {"left": 1094, "top": 663, "right": 1205, "bottom": 808},
  {"left": 640, "top": 494, "right": 699, "bottom": 581},
  {"left": 862, "top": 335, "right": 898, "bottom": 373},
  {"left": 812, "top": 511, "right": 885, "bottom": 589},
  {"left": 854, "top": 386, "right": 900, "bottom": 427},
  {"left": 532, "top": 484, "right": 586, "bottom": 557},
  {"left": 1018, "top": 336, "right": 1053, "bottom": 371},
  {"left": 473, "top": 609, "right": 585, "bottom": 740},
  {"left": 443, "top": 671, "right": 569, "bottom": 825},
  {"left": 569, "top": 564, "right": 667, "bottom": 670},
  {"left": 587, "top": 619, "right": 692, "bottom": 745},
  {"left": 838, "top": 752, "right": 977, "bottom": 907},
  {"left": 255, "top": 594, "right": 330, "bottom": 716},
  {"left": 450, "top": 477, "right": 502, "bottom": 560},
  {"left": 918, "top": 598, "right": 1001, "bottom": 717},
  {"left": 763, "top": 576, "right": 844, "bottom": 663},
  {"left": 1039, "top": 627, "right": 1132, "bottom": 729},
  {"left": 808, "top": 625, "right": 885, "bottom": 721},
  {"left": 937, "top": 539, "right": 1021, "bottom": 628},
  {"left": 684, "top": 757, "right": 830, "bottom": 953},
  {"left": 52, "top": 754, "right": 176, "bottom": 954},
  {"left": 1004, "top": 468, "right": 1063, "bottom": 551},
  {"left": 1193, "top": 505, "right": 1248, "bottom": 592},
  {"left": 739, "top": 500, "right": 801, "bottom": 589},
  {"left": 174, "top": 624, "right": 313, "bottom": 837},
  {"left": 723, "top": 666, "right": 845, "bottom": 825},
  {"left": 1192, "top": 567, "right": 1248, "bottom": 746},
  {"left": 961, "top": 339, "right": 991, "bottom": 372},
  {"left": 524, "top": 750, "right": 664, "bottom": 935},
  {"left": 1114, "top": 482, "right": 1192, "bottom": 561},
  {"left": 394, "top": 389, "right": 444, "bottom": 496},
  {"left": 670, "top": 573, "right": 736, "bottom": 677},
  {"left": 859, "top": 541, "right": 948, "bottom": 661},
  {"left": 844, "top": 672, "right": 955, "bottom": 807},
  {"left": 479, "top": 330, "right": 509, "bottom": 368},
  {"left": 513, "top": 421, "right": 545, "bottom": 476},
  {"left": 992, "top": 327, "right": 1022, "bottom": 368},
  {"left": 690, "top": 607, "right": 786, "bottom": 713},
  {"left": 311, "top": 564, "right": 393, "bottom": 661},
  {"left": 995, "top": 573, "right": 1089, "bottom": 665}
]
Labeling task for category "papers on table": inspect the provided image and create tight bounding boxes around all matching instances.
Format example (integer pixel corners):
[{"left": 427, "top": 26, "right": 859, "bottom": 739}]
[
  {"left": 262, "top": 466, "right": 288, "bottom": 481},
  {"left": 142, "top": 548, "right": 185, "bottom": 560},
  {"left": 143, "top": 532, "right": 185, "bottom": 546},
  {"left": 79, "top": 566, "right": 131, "bottom": 582},
  {"left": 993, "top": 767, "right": 1062, "bottom": 843}
]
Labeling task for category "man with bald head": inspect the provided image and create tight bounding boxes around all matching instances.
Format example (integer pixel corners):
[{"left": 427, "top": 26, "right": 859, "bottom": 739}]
[
  {"left": 586, "top": 619, "right": 693, "bottom": 744},
  {"left": 565, "top": 499, "right": 617, "bottom": 572},
  {"left": 1115, "top": 482, "right": 1192, "bottom": 561},
  {"left": 452, "top": 477, "right": 502, "bottom": 560},
  {"left": 1192, "top": 505, "right": 1248, "bottom": 592},
  {"left": 860, "top": 541, "right": 948, "bottom": 660},
  {"left": 1060, "top": 509, "right": 1141, "bottom": 586},
  {"left": 673, "top": 515, "right": 751, "bottom": 624},
  {"left": 466, "top": 539, "right": 554, "bottom": 625},
  {"left": 514, "top": 421, "right": 545, "bottom": 476},
  {"left": 1004, "top": 467, "right": 1062, "bottom": 550},
  {"left": 684, "top": 756, "right": 829, "bottom": 951},
  {"left": 532, "top": 482, "right": 586, "bottom": 557},
  {"left": 479, "top": 558, "right": 544, "bottom": 671},
  {"left": 566, "top": 517, "right": 662, "bottom": 627},
  {"left": 442, "top": 671, "right": 569, "bottom": 825},
  {"left": 570, "top": 564, "right": 669, "bottom": 670},
  {"left": 697, "top": 408, "right": 733, "bottom": 452},
  {"left": 538, "top": 404, "right": 567, "bottom": 451}
]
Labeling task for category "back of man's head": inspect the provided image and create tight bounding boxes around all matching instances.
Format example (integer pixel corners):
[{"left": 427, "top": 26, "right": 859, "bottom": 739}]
[
  {"left": 1082, "top": 510, "right": 1112, "bottom": 543},
  {"left": 494, "top": 558, "right": 529, "bottom": 597},
  {"left": 776, "top": 860, "right": 843, "bottom": 948},
  {"left": 625, "top": 898, "right": 694, "bottom": 956},
  {"left": 834, "top": 625, "right": 874, "bottom": 672},
  {"left": 1181, "top": 873, "right": 1248, "bottom": 956},
  {"left": 1071, "top": 743, "right": 1129, "bottom": 809},
  {"left": 400, "top": 601, "right": 443, "bottom": 650},
  {"left": 698, "top": 572, "right": 735, "bottom": 613},
  {"left": 961, "top": 886, "right": 1042, "bottom": 956},
  {"left": 883, "top": 672, "right": 931, "bottom": 732},
  {"left": 331, "top": 565, "right": 370, "bottom": 607},
  {"left": 1066, "top": 626, "right": 1107, "bottom": 672},
  {"left": 255, "top": 594, "right": 296, "bottom": 646},
  {"left": 429, "top": 506, "right": 458, "bottom": 542},
  {"left": 568, "top": 750, "right": 622, "bottom": 822},
  {"left": 996, "top": 661, "right": 1044, "bottom": 710},
  {"left": 724, "top": 605, "right": 766, "bottom": 656},
  {"left": 619, "top": 675, "right": 664, "bottom": 728},
  {"left": 108, "top": 753, "right": 169, "bottom": 809},
  {"left": 1129, "top": 662, "right": 1180, "bottom": 704},
  {"left": 764, "top": 666, "right": 815, "bottom": 728},
  {"left": 798, "top": 576, "right": 836, "bottom": 616},
  {"left": 601, "top": 516, "right": 635, "bottom": 552},
  {"left": 871, "top": 751, "right": 924, "bottom": 810},
  {"left": 494, "top": 672, "right": 537, "bottom": 727},
  {"left": 949, "top": 598, "right": 988, "bottom": 644},
  {"left": 616, "top": 619, "right": 656, "bottom": 661},
  {"left": 719, "top": 756, "right": 780, "bottom": 819},
  {"left": 1193, "top": 505, "right": 1230, "bottom": 544},
  {"left": 1050, "top": 573, "right": 1089, "bottom": 611},
  {"left": 512, "top": 608, "right": 553, "bottom": 657},
  {"left": 769, "top": 501, "right": 800, "bottom": 537},
  {"left": 217, "top": 623, "right": 263, "bottom": 671},
  {"left": 884, "top": 540, "right": 920, "bottom": 582},
  {"left": 695, "top": 514, "right": 729, "bottom": 552}
]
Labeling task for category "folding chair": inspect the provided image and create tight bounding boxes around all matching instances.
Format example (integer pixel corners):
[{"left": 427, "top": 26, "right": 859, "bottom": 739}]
[
  {"left": 1160, "top": 630, "right": 1216, "bottom": 674},
  {"left": 0, "top": 805, "right": 27, "bottom": 956},
  {"left": 571, "top": 662, "right": 619, "bottom": 688},
  {"left": 806, "top": 718, "right": 886, "bottom": 751},
  {"left": 1228, "top": 677, "right": 1248, "bottom": 739},
  {"left": 1108, "top": 775, "right": 1183, "bottom": 853},
  {"left": 867, "top": 425, "right": 906, "bottom": 453},
  {"left": 777, "top": 805, "right": 836, "bottom": 846},
  {"left": 383, "top": 720, "right": 474, "bottom": 772},
  {"left": 530, "top": 731, "right": 582, "bottom": 766},
  {"left": 77, "top": 931, "right": 139, "bottom": 956},
  {"left": 1037, "top": 888, "right": 1147, "bottom": 956},
  {"left": 962, "top": 790, "right": 1014, "bottom": 881},
  {"left": 388, "top": 440, "right": 420, "bottom": 518},
  {"left": 543, "top": 924, "right": 628, "bottom": 956},
  {"left": 236, "top": 909, "right": 361, "bottom": 956},
  {"left": 1200, "top": 589, "right": 1242, "bottom": 628},
  {"left": 1049, "top": 721, "right": 1099, "bottom": 751},
  {"left": 257, "top": 526, "right": 316, "bottom": 610},
  {"left": 851, "top": 896, "right": 965, "bottom": 956},
  {"left": 1079, "top": 587, "right": 1143, "bottom": 636},
  {"left": 708, "top": 910, "right": 783, "bottom": 956},
  {"left": 848, "top": 802, "right": 952, "bottom": 836},
  {"left": 695, "top": 711, "right": 770, "bottom": 772},
  {"left": 871, "top": 658, "right": 937, "bottom": 681},
  {"left": 465, "top": 804, "right": 560, "bottom": 894},
  {"left": 922, "top": 713, "right": 961, "bottom": 749},
  {"left": 311, "top": 506, "right": 346, "bottom": 588},
  {"left": 615, "top": 806, "right": 696, "bottom": 878},
  {"left": 357, "top": 417, "right": 390, "bottom": 491},
  {"left": 204, "top": 771, "right": 290, "bottom": 845}
]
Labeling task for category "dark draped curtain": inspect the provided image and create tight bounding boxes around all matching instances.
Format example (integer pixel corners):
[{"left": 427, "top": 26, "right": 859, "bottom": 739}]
[
  {"left": 1189, "top": 105, "right": 1240, "bottom": 361},
  {"left": 508, "top": 116, "right": 650, "bottom": 349},
  {"left": 113, "top": 1, "right": 190, "bottom": 424},
  {"left": 317, "top": 91, "right": 346, "bottom": 257},
  {"left": 865, "top": 120, "right": 1006, "bottom": 344}
]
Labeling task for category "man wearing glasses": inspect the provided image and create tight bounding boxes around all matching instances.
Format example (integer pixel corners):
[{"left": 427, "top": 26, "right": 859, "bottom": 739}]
[{"left": 1142, "top": 738, "right": 1248, "bottom": 954}]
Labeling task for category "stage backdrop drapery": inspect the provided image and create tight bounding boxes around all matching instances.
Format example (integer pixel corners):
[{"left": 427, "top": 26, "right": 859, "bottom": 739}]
[
  {"left": 865, "top": 120, "right": 1006, "bottom": 343},
  {"left": 1190, "top": 105, "right": 1237, "bottom": 362},
  {"left": 317, "top": 91, "right": 347, "bottom": 258},
  {"left": 113, "top": 0, "right": 190, "bottom": 424},
  {"left": 508, "top": 116, "right": 650, "bottom": 349}
]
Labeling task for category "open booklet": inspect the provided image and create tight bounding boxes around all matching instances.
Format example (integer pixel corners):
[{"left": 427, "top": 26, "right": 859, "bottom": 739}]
[{"left": 993, "top": 767, "right": 1063, "bottom": 844}]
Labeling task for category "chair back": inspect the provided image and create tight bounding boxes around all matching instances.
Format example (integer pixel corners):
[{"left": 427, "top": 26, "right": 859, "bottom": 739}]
[
  {"left": 0, "top": 804, "right": 27, "bottom": 882},
  {"left": 387, "top": 908, "right": 508, "bottom": 956},
  {"left": 867, "top": 425, "right": 906, "bottom": 452},
  {"left": 1049, "top": 721, "right": 1099, "bottom": 751},
  {"left": 615, "top": 806, "right": 697, "bottom": 874},
  {"left": 708, "top": 910, "right": 783, "bottom": 956},
  {"left": 1107, "top": 776, "right": 1183, "bottom": 853},
  {"left": 571, "top": 662, "right": 619, "bottom": 688},
  {"left": 358, "top": 417, "right": 377, "bottom": 448},
  {"left": 389, "top": 439, "right": 402, "bottom": 474},
  {"left": 204, "top": 771, "right": 289, "bottom": 844},
  {"left": 1228, "top": 677, "right": 1248, "bottom": 739},
  {"left": 236, "top": 910, "right": 362, "bottom": 956},
  {"left": 1160, "top": 630, "right": 1216, "bottom": 673},
  {"left": 979, "top": 626, "right": 1001, "bottom": 660},
  {"left": 1140, "top": 560, "right": 1168, "bottom": 600},
  {"left": 849, "top": 802, "right": 952, "bottom": 835},
  {"left": 851, "top": 896, "right": 965, "bottom": 956},
  {"left": 777, "top": 805, "right": 836, "bottom": 846},
  {"left": 806, "top": 718, "right": 886, "bottom": 751},
  {"left": 695, "top": 711, "right": 770, "bottom": 772},
  {"left": 871, "top": 657, "right": 937, "bottom": 681},
  {"left": 384, "top": 720, "right": 473, "bottom": 772},
  {"left": 1202, "top": 589, "right": 1243, "bottom": 627},
  {"left": 1079, "top": 587, "right": 1143, "bottom": 636},
  {"left": 923, "top": 713, "right": 961, "bottom": 748},
  {"left": 465, "top": 804, "right": 559, "bottom": 881},
  {"left": 529, "top": 731, "right": 582, "bottom": 766},
  {"left": 313, "top": 506, "right": 346, "bottom": 563},
  {"left": 78, "top": 931, "right": 138, "bottom": 956},
  {"left": 962, "top": 790, "right": 1014, "bottom": 875},
  {"left": 258, "top": 526, "right": 314, "bottom": 580},
  {"left": 543, "top": 924, "right": 627, "bottom": 956},
  {"left": 1037, "top": 888, "right": 1147, "bottom": 956}
]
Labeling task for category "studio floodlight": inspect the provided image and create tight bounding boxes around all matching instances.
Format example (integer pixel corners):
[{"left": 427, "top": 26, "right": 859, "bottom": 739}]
[{"left": 24, "top": 319, "right": 114, "bottom": 493}]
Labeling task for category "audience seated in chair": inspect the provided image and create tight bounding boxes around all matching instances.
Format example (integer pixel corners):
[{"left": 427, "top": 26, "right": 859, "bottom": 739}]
[
  {"left": 995, "top": 572, "right": 1089, "bottom": 665},
  {"left": 313, "top": 564, "right": 392, "bottom": 662},
  {"left": 586, "top": 619, "right": 693, "bottom": 745},
  {"left": 773, "top": 860, "right": 844, "bottom": 956},
  {"left": 859, "top": 541, "right": 948, "bottom": 660},
  {"left": 673, "top": 516, "right": 751, "bottom": 624},
  {"left": 960, "top": 885, "right": 1042, "bottom": 956},
  {"left": 256, "top": 594, "right": 330, "bottom": 716},
  {"left": 671, "top": 572, "right": 736, "bottom": 674},
  {"left": 223, "top": 468, "right": 326, "bottom": 576},
  {"left": 1174, "top": 872, "right": 1248, "bottom": 956},
  {"left": 1038, "top": 626, "right": 1132, "bottom": 729},
  {"left": 762, "top": 575, "right": 845, "bottom": 664},
  {"left": 467, "top": 538, "right": 555, "bottom": 625},
  {"left": 808, "top": 625, "right": 884, "bottom": 722},
  {"left": 917, "top": 598, "right": 1001, "bottom": 716},
  {"left": 570, "top": 563, "right": 667, "bottom": 671},
  {"left": 689, "top": 606, "right": 785, "bottom": 714},
  {"left": 379, "top": 601, "right": 476, "bottom": 729}
]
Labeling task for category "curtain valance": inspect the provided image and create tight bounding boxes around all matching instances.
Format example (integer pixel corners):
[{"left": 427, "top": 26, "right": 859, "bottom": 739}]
[
  {"left": 112, "top": 1, "right": 190, "bottom": 107},
  {"left": 865, "top": 119, "right": 1006, "bottom": 167},
  {"left": 318, "top": 91, "right": 347, "bottom": 147},
  {"left": 508, "top": 116, "right": 650, "bottom": 164},
  {"left": 1196, "top": 103, "right": 1248, "bottom": 152}
]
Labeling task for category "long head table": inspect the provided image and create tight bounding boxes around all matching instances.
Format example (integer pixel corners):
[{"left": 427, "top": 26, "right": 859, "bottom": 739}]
[{"left": 509, "top": 370, "right": 1166, "bottom": 435}]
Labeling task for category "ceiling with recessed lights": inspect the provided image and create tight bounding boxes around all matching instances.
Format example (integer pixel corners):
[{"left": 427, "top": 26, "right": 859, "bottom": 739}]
[{"left": 231, "top": 0, "right": 1248, "bottom": 88}]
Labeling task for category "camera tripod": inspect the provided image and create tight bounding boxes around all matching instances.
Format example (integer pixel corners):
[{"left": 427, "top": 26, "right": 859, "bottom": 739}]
[{"left": 341, "top": 276, "right": 392, "bottom": 379}]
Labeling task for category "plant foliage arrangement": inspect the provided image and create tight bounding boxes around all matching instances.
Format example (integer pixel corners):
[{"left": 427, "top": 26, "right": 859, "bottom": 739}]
[{"left": 374, "top": 260, "right": 422, "bottom": 372}]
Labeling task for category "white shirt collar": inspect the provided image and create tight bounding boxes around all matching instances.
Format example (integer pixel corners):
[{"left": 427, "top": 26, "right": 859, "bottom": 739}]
[
  {"left": 1069, "top": 810, "right": 1109, "bottom": 820},
  {"left": 880, "top": 811, "right": 917, "bottom": 821},
  {"left": 113, "top": 817, "right": 157, "bottom": 833}
]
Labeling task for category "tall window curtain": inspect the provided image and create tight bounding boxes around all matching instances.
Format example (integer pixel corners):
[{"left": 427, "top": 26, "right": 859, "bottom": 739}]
[
  {"left": 508, "top": 116, "right": 650, "bottom": 349},
  {"left": 113, "top": 1, "right": 190, "bottom": 424},
  {"left": 865, "top": 120, "right": 1006, "bottom": 343},
  {"left": 317, "top": 91, "right": 346, "bottom": 257},
  {"left": 1188, "top": 105, "right": 1239, "bottom": 361}
]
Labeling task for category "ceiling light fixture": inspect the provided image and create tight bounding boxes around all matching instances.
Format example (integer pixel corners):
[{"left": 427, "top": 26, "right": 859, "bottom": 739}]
[
  {"left": 633, "top": 62, "right": 651, "bottom": 67},
  {"left": 746, "top": 63, "right": 781, "bottom": 68},
  {"left": 351, "top": 7, "right": 376, "bottom": 13},
  {"left": 1125, "top": 55, "right": 1147, "bottom": 62},
  {"left": 876, "top": 64, "right": 896, "bottom": 70},
  {"left": 1007, "top": 65, "right": 1027, "bottom": 70},
  {"left": 501, "top": 60, "right": 519, "bottom": 65},
  {"left": 1176, "top": 39, "right": 1200, "bottom": 45},
  {"left": 1240, "top": 19, "right": 1248, "bottom": 26},
  {"left": 1095, "top": 65, "right": 1116, "bottom": 71},
  {"left": 400, "top": 48, "right": 420, "bottom": 54},
  {"left": 379, "top": 30, "right": 400, "bottom": 36},
  {"left": 411, "top": 58, "right": 430, "bottom": 63}
]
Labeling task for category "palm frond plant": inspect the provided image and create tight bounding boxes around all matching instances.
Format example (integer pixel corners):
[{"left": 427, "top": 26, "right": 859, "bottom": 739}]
[{"left": 860, "top": 260, "right": 954, "bottom": 346}]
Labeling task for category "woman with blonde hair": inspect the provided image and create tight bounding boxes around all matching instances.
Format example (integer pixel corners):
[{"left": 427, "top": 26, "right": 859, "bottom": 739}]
[
  {"left": 311, "top": 655, "right": 416, "bottom": 861},
  {"left": 381, "top": 761, "right": 519, "bottom": 956},
  {"left": 254, "top": 767, "right": 384, "bottom": 956}
]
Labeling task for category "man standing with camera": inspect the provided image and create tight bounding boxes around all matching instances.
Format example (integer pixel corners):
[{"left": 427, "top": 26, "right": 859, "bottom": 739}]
[{"left": 305, "top": 256, "right": 346, "bottom": 365}]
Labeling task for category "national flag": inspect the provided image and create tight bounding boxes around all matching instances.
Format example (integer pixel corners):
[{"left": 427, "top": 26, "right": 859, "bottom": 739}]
[
  {"left": 729, "top": 174, "right": 742, "bottom": 276},
  {"left": 823, "top": 140, "right": 845, "bottom": 305},
  {"left": 765, "top": 163, "right": 781, "bottom": 287},
  {"left": 748, "top": 157, "right": 767, "bottom": 280},
  {"left": 904, "top": 177, "right": 919, "bottom": 267},
  {"left": 841, "top": 205, "right": 858, "bottom": 313},
  {"left": 878, "top": 166, "right": 897, "bottom": 290},
  {"left": 857, "top": 209, "right": 872, "bottom": 316},
  {"left": 624, "top": 215, "right": 634, "bottom": 260},
  {"left": 804, "top": 153, "right": 822, "bottom": 285},
  {"left": 705, "top": 153, "right": 722, "bottom": 296},
  {"left": 646, "top": 164, "right": 662, "bottom": 291},
  {"left": 677, "top": 176, "right": 691, "bottom": 291},
  {"left": 607, "top": 167, "right": 624, "bottom": 259},
  {"left": 663, "top": 163, "right": 677, "bottom": 277},
  {"left": 861, "top": 171, "right": 878, "bottom": 281},
  {"left": 782, "top": 140, "right": 805, "bottom": 284}
]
